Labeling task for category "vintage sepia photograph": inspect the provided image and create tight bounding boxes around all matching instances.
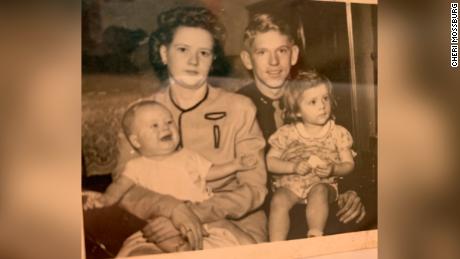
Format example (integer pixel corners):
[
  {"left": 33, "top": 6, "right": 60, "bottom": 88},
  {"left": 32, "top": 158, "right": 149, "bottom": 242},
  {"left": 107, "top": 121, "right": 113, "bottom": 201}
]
[{"left": 82, "top": 0, "right": 377, "bottom": 258}]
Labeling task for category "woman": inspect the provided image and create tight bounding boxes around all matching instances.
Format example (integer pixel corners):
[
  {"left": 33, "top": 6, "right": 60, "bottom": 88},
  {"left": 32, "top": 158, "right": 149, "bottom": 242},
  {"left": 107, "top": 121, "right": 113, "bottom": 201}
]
[{"left": 114, "top": 6, "right": 267, "bottom": 255}]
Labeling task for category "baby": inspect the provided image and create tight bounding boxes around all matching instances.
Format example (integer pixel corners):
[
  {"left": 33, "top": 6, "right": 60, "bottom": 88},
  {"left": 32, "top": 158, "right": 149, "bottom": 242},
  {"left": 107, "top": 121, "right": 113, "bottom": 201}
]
[
  {"left": 267, "top": 71, "right": 355, "bottom": 240},
  {"left": 84, "top": 100, "right": 257, "bottom": 251}
]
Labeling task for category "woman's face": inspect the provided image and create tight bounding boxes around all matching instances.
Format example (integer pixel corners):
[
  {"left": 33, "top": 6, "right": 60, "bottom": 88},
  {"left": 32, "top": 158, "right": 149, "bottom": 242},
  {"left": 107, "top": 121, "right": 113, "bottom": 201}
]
[{"left": 160, "top": 26, "right": 214, "bottom": 89}]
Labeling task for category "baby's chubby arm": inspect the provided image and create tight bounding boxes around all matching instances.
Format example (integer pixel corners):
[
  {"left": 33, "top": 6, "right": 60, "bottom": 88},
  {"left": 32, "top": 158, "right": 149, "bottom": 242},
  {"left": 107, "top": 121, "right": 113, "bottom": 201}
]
[
  {"left": 104, "top": 176, "right": 136, "bottom": 204},
  {"left": 84, "top": 176, "right": 135, "bottom": 209}
]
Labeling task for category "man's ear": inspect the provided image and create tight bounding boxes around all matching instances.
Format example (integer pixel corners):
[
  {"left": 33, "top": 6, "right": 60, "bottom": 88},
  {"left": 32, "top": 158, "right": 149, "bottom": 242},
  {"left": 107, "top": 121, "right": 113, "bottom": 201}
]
[
  {"left": 128, "top": 134, "right": 141, "bottom": 149},
  {"left": 240, "top": 50, "right": 253, "bottom": 70},
  {"left": 290, "top": 44, "right": 300, "bottom": 66},
  {"left": 160, "top": 45, "right": 168, "bottom": 65}
]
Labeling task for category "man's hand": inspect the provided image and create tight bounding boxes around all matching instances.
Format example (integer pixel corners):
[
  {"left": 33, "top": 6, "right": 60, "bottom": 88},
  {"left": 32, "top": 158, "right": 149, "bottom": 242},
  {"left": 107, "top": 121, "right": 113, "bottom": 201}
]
[
  {"left": 336, "top": 190, "right": 366, "bottom": 223},
  {"left": 170, "top": 202, "right": 208, "bottom": 250}
]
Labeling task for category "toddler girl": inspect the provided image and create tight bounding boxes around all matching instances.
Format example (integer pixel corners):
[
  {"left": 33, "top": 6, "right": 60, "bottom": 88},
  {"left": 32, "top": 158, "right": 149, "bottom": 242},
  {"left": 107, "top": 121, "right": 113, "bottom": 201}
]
[
  {"left": 84, "top": 100, "right": 257, "bottom": 251},
  {"left": 267, "top": 71, "right": 355, "bottom": 240}
]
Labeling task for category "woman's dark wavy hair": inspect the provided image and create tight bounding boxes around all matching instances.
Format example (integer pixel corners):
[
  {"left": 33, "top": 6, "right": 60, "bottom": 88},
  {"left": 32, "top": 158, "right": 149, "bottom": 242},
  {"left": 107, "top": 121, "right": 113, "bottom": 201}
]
[
  {"left": 284, "top": 70, "right": 337, "bottom": 124},
  {"left": 149, "top": 6, "right": 227, "bottom": 81}
]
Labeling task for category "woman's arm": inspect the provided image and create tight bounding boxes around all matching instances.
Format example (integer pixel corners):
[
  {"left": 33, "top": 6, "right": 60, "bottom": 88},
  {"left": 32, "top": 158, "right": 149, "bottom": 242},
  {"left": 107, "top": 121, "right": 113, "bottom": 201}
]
[{"left": 119, "top": 185, "right": 207, "bottom": 250}]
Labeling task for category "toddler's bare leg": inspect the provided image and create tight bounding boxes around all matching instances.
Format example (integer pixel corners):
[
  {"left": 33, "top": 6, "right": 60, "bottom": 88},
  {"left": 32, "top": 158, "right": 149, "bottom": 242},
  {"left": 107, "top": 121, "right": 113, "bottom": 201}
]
[
  {"left": 306, "top": 183, "right": 331, "bottom": 237},
  {"left": 269, "top": 187, "right": 300, "bottom": 241}
]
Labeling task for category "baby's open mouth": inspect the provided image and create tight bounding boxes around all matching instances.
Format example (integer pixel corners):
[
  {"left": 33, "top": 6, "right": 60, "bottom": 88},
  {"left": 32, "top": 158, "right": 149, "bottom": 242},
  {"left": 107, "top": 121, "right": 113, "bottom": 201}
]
[{"left": 160, "top": 134, "right": 173, "bottom": 141}]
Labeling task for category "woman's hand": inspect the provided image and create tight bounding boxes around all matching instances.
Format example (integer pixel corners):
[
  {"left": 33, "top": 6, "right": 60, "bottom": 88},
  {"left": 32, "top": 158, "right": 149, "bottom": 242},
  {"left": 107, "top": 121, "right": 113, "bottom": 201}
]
[
  {"left": 142, "top": 217, "right": 182, "bottom": 244},
  {"left": 336, "top": 190, "right": 366, "bottom": 223},
  {"left": 170, "top": 202, "right": 208, "bottom": 250}
]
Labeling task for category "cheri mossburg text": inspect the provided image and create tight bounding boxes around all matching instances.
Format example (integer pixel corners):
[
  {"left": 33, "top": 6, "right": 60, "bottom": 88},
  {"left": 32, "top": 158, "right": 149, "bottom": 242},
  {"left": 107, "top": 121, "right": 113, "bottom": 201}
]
[{"left": 451, "top": 3, "right": 458, "bottom": 67}]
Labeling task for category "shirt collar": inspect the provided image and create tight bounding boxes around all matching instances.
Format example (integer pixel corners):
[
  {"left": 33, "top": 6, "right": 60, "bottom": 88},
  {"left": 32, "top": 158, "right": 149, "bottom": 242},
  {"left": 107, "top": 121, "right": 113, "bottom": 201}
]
[
  {"left": 295, "top": 120, "right": 334, "bottom": 139},
  {"left": 245, "top": 82, "right": 284, "bottom": 108},
  {"left": 167, "top": 84, "right": 211, "bottom": 112}
]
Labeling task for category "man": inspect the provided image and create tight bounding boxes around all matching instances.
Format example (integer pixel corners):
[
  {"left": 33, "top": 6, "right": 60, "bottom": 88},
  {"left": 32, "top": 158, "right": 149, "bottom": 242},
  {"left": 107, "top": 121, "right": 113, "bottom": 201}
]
[{"left": 237, "top": 13, "right": 365, "bottom": 238}]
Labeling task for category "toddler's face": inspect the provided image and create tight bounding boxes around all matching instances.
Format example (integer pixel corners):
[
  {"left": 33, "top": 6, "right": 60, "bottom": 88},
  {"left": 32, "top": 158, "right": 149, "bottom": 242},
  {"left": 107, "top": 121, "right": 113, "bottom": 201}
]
[
  {"left": 131, "top": 105, "right": 179, "bottom": 156},
  {"left": 296, "top": 84, "right": 332, "bottom": 126}
]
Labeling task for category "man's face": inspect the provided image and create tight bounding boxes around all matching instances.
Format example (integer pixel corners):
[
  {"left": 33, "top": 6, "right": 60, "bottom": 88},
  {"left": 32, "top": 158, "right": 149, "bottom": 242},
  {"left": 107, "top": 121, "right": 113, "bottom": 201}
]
[{"left": 241, "top": 30, "right": 299, "bottom": 92}]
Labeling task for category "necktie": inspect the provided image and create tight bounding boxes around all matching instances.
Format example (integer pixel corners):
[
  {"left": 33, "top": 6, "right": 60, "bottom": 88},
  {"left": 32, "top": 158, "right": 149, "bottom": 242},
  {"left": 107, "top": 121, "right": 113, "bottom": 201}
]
[{"left": 272, "top": 100, "right": 284, "bottom": 129}]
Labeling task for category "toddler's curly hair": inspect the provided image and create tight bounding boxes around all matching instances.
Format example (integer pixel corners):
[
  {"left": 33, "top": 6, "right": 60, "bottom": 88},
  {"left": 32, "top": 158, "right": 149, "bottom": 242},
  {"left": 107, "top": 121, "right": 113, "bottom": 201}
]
[{"left": 284, "top": 70, "right": 337, "bottom": 124}]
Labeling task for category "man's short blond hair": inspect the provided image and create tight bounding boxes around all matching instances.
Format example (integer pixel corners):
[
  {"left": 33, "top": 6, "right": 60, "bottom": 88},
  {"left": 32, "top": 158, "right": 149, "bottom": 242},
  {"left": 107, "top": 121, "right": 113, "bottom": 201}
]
[{"left": 243, "top": 13, "right": 295, "bottom": 49}]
